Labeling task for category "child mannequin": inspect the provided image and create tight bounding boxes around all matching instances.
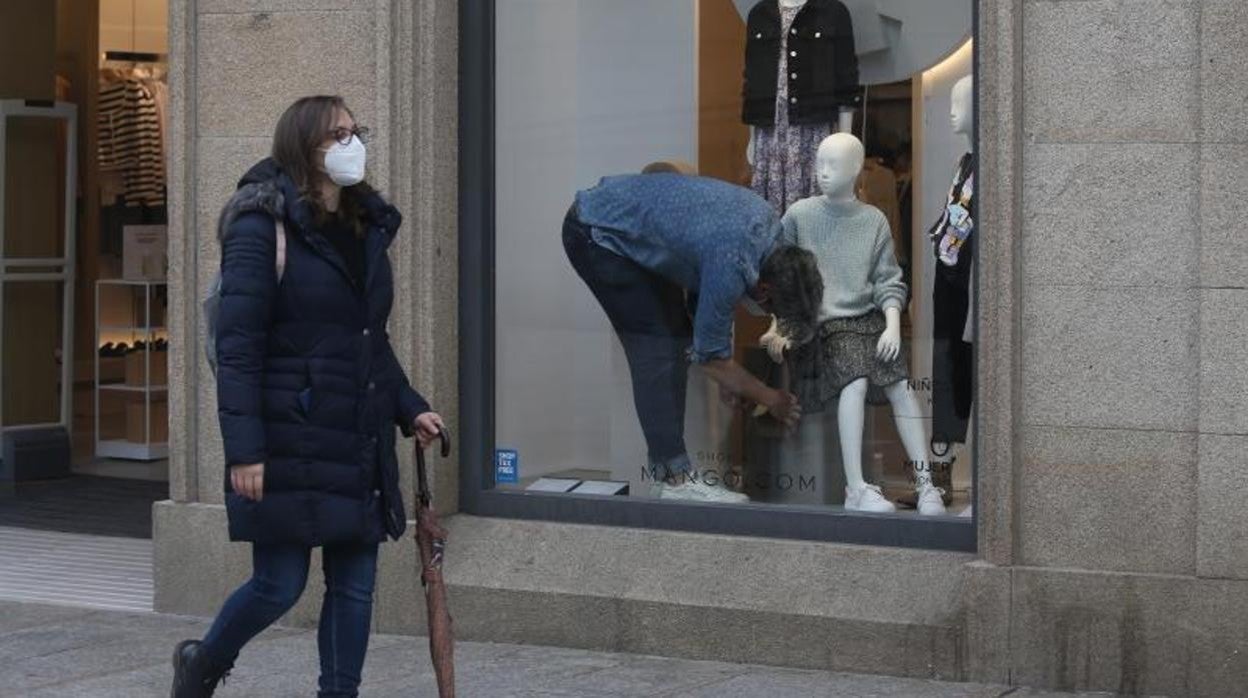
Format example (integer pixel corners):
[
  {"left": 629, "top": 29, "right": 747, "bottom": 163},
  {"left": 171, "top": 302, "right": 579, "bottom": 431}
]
[{"left": 762, "top": 133, "right": 945, "bottom": 515}]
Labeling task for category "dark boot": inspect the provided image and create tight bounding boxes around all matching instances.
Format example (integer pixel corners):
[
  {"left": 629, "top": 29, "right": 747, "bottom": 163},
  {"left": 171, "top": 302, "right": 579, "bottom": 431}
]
[
  {"left": 897, "top": 457, "right": 956, "bottom": 509},
  {"left": 932, "top": 458, "right": 954, "bottom": 506},
  {"left": 170, "top": 639, "right": 232, "bottom": 698}
]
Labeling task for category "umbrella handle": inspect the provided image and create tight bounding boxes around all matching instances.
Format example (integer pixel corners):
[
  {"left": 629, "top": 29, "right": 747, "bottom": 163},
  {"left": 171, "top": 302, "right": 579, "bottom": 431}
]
[
  {"left": 417, "top": 428, "right": 452, "bottom": 509},
  {"left": 437, "top": 427, "right": 451, "bottom": 459}
]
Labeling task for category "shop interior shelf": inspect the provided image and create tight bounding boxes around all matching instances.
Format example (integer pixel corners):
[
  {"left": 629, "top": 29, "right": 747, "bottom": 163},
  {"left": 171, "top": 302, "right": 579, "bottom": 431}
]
[
  {"left": 99, "top": 325, "right": 167, "bottom": 333},
  {"left": 98, "top": 279, "right": 168, "bottom": 285},
  {"left": 98, "top": 384, "right": 168, "bottom": 393}
]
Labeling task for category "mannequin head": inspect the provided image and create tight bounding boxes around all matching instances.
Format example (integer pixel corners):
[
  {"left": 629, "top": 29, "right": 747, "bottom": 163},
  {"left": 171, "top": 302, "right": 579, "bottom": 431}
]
[
  {"left": 950, "top": 76, "right": 974, "bottom": 137},
  {"left": 814, "top": 133, "right": 866, "bottom": 201}
]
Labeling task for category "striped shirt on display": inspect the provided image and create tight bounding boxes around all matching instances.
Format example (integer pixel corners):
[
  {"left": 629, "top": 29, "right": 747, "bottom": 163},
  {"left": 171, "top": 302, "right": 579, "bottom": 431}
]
[{"left": 98, "top": 78, "right": 165, "bottom": 207}]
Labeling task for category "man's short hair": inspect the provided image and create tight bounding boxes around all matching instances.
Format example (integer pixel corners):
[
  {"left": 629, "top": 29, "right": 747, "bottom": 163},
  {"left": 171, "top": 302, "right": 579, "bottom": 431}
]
[
  {"left": 759, "top": 246, "right": 823, "bottom": 345},
  {"left": 641, "top": 160, "right": 699, "bottom": 176}
]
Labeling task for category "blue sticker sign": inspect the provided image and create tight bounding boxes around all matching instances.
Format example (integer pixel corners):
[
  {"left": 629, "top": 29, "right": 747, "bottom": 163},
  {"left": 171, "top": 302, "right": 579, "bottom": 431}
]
[{"left": 495, "top": 449, "right": 519, "bottom": 484}]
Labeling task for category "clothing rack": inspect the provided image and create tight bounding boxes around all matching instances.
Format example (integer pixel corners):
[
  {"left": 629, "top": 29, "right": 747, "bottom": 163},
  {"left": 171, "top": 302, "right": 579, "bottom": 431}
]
[{"left": 98, "top": 52, "right": 169, "bottom": 209}]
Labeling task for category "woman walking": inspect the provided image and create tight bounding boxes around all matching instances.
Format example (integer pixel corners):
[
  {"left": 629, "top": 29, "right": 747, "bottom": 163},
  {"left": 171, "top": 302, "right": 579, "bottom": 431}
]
[{"left": 170, "top": 96, "right": 444, "bottom": 697}]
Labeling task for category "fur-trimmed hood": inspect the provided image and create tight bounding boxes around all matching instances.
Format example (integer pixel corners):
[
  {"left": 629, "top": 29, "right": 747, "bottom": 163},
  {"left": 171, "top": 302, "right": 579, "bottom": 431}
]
[
  {"left": 217, "top": 181, "right": 285, "bottom": 242},
  {"left": 216, "top": 157, "right": 401, "bottom": 242},
  {"left": 216, "top": 158, "right": 287, "bottom": 242}
]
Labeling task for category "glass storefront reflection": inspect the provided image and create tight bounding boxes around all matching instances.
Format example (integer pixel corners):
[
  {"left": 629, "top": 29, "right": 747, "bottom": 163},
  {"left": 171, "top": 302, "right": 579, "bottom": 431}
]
[{"left": 493, "top": 0, "right": 975, "bottom": 519}]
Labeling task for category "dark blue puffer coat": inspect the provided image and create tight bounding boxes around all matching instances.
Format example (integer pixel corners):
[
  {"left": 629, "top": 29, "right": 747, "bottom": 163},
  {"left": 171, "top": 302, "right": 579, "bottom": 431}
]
[{"left": 215, "top": 158, "right": 430, "bottom": 545}]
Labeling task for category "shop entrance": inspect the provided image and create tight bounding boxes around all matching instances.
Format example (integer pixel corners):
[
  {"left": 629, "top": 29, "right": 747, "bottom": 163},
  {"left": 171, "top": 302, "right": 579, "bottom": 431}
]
[{"left": 0, "top": 0, "right": 170, "bottom": 610}]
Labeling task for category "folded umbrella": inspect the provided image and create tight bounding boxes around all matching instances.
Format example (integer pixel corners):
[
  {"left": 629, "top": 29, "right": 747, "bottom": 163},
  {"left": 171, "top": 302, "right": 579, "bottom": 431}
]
[{"left": 415, "top": 428, "right": 455, "bottom": 698}]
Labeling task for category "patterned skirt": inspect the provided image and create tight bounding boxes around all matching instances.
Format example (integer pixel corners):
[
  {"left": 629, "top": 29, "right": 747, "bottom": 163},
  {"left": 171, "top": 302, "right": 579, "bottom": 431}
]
[{"left": 790, "top": 311, "right": 909, "bottom": 413}]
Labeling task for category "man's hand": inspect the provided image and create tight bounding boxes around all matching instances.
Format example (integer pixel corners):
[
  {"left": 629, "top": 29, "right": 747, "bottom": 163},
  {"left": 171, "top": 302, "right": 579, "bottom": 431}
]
[
  {"left": 230, "top": 463, "right": 265, "bottom": 502},
  {"left": 414, "top": 412, "right": 446, "bottom": 449},
  {"left": 702, "top": 358, "right": 788, "bottom": 427},
  {"left": 719, "top": 385, "right": 758, "bottom": 412}
]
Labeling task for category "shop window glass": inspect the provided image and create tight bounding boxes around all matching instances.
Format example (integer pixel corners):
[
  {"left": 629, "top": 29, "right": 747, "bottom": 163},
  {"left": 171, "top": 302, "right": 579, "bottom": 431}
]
[{"left": 467, "top": 0, "right": 978, "bottom": 546}]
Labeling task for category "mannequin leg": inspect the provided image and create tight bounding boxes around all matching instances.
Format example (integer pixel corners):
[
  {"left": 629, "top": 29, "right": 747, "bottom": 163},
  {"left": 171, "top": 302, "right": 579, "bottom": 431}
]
[
  {"left": 837, "top": 378, "right": 869, "bottom": 490},
  {"left": 885, "top": 380, "right": 946, "bottom": 514},
  {"left": 930, "top": 439, "right": 963, "bottom": 507},
  {"left": 884, "top": 380, "right": 931, "bottom": 486}
]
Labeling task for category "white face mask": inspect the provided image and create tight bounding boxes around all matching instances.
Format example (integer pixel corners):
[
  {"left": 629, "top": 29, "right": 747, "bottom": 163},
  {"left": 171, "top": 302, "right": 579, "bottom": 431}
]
[{"left": 321, "top": 135, "right": 367, "bottom": 186}]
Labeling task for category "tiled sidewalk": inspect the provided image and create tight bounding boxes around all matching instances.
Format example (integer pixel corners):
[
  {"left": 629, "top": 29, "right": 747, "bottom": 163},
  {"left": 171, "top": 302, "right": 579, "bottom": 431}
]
[
  {"left": 0, "top": 600, "right": 1116, "bottom": 697},
  {"left": 0, "top": 527, "right": 152, "bottom": 613}
]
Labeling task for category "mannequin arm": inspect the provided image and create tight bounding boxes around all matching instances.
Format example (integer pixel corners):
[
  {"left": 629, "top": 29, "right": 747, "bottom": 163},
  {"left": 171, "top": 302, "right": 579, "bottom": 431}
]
[
  {"left": 876, "top": 305, "right": 902, "bottom": 362},
  {"left": 962, "top": 258, "right": 976, "bottom": 344},
  {"left": 884, "top": 305, "right": 901, "bottom": 334},
  {"left": 760, "top": 316, "right": 790, "bottom": 364}
]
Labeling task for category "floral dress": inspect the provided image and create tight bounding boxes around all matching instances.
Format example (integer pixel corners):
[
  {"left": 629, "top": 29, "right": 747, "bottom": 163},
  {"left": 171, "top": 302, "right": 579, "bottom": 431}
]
[{"left": 750, "top": 4, "right": 833, "bottom": 214}]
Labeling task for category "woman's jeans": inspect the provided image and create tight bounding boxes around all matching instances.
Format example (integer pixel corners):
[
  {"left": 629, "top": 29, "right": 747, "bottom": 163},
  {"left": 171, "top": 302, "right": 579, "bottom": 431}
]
[
  {"left": 199, "top": 541, "right": 379, "bottom": 698},
  {"left": 562, "top": 206, "right": 694, "bottom": 480}
]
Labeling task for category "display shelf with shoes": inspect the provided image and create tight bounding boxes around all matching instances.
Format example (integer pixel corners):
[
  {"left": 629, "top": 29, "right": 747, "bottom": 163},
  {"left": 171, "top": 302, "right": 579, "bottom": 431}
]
[{"left": 95, "top": 280, "right": 168, "bottom": 461}]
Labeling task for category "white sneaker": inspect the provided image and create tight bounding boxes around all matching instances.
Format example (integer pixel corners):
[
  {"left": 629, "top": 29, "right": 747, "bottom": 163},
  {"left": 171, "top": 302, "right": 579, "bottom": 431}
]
[
  {"left": 659, "top": 480, "right": 749, "bottom": 504},
  {"left": 917, "top": 485, "right": 947, "bottom": 516},
  {"left": 845, "top": 484, "right": 896, "bottom": 513}
]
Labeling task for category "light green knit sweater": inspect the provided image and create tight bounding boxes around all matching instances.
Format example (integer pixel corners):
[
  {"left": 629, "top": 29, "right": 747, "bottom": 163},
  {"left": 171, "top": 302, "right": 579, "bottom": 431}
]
[{"left": 778, "top": 197, "right": 907, "bottom": 321}]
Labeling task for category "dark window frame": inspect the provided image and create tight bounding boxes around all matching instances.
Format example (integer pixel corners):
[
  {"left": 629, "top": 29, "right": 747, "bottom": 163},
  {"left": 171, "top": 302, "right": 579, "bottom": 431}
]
[{"left": 458, "top": 0, "right": 979, "bottom": 553}]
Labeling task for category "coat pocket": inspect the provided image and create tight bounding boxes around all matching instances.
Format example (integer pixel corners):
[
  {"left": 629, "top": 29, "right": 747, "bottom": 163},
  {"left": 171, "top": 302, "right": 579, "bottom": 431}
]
[
  {"left": 297, "top": 387, "right": 313, "bottom": 414},
  {"left": 296, "top": 360, "right": 315, "bottom": 416}
]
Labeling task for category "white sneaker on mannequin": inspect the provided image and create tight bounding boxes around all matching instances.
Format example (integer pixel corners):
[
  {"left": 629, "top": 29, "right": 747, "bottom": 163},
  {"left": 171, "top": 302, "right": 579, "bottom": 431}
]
[
  {"left": 917, "top": 485, "right": 947, "bottom": 516},
  {"left": 845, "top": 484, "right": 896, "bottom": 513}
]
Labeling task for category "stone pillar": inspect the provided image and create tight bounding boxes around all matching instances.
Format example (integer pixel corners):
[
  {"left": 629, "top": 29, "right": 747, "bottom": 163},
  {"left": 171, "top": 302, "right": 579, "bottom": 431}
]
[
  {"left": 1000, "top": 1, "right": 1248, "bottom": 694},
  {"left": 158, "top": 0, "right": 458, "bottom": 625}
]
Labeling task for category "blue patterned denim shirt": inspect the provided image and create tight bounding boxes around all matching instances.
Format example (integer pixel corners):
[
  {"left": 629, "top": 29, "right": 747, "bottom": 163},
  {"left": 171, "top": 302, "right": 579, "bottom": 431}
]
[{"left": 575, "top": 174, "right": 781, "bottom": 364}]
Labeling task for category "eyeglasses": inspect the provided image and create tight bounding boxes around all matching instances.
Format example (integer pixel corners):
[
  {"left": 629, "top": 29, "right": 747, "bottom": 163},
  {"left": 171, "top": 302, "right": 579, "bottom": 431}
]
[{"left": 328, "top": 125, "right": 370, "bottom": 146}]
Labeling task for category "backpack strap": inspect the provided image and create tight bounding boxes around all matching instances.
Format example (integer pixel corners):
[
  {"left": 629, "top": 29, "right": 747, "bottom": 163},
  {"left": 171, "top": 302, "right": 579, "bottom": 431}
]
[{"left": 275, "top": 219, "right": 287, "bottom": 282}]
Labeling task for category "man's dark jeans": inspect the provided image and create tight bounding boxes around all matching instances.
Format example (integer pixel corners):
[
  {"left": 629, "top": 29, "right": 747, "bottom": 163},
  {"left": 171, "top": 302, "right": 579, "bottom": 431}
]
[
  {"left": 199, "top": 541, "right": 379, "bottom": 698},
  {"left": 562, "top": 206, "right": 693, "bottom": 479}
]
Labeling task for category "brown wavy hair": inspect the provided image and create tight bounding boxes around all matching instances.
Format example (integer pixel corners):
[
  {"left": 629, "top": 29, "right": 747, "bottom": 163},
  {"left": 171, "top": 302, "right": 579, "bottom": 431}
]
[
  {"left": 759, "top": 245, "right": 823, "bottom": 346},
  {"left": 271, "top": 95, "right": 372, "bottom": 236}
]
